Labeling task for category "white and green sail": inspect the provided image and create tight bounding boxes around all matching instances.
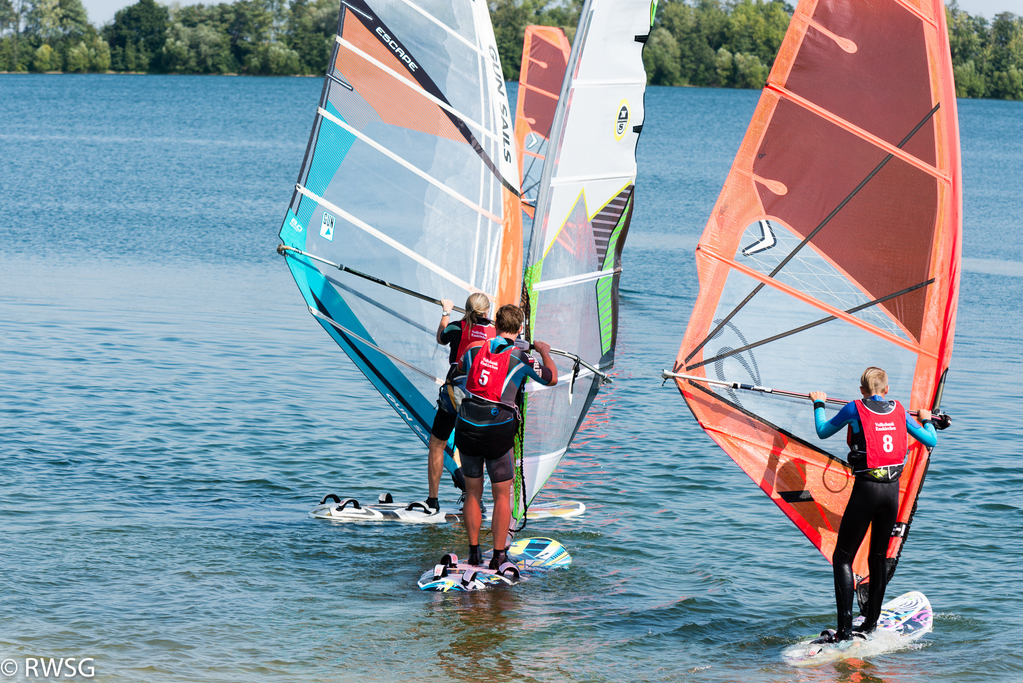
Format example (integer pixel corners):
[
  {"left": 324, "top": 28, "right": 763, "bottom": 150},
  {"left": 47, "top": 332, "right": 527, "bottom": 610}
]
[{"left": 515, "top": 0, "right": 653, "bottom": 516}]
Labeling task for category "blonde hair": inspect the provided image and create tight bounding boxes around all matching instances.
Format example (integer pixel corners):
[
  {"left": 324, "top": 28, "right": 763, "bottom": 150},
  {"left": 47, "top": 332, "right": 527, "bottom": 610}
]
[
  {"left": 860, "top": 367, "right": 888, "bottom": 395},
  {"left": 463, "top": 292, "right": 491, "bottom": 327}
]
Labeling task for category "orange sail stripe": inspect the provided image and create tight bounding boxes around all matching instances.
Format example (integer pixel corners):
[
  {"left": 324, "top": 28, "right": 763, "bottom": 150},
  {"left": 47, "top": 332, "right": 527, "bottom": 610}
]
[
  {"left": 514, "top": 25, "right": 571, "bottom": 211},
  {"left": 335, "top": 12, "right": 465, "bottom": 144}
]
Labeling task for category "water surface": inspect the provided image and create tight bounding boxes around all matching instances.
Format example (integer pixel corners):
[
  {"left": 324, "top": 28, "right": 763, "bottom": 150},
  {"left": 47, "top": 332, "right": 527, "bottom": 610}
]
[{"left": 1, "top": 74, "right": 1021, "bottom": 682}]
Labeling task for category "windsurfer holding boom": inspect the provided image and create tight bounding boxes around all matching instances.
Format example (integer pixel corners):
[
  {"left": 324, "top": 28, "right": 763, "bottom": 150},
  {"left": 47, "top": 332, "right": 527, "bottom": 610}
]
[
  {"left": 809, "top": 367, "right": 937, "bottom": 643},
  {"left": 456, "top": 304, "right": 558, "bottom": 568},
  {"left": 422, "top": 292, "right": 495, "bottom": 513}
]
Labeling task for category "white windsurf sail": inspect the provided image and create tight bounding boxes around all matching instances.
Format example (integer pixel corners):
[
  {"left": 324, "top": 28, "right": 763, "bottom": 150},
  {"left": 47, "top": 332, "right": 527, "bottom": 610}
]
[{"left": 515, "top": 0, "right": 654, "bottom": 517}]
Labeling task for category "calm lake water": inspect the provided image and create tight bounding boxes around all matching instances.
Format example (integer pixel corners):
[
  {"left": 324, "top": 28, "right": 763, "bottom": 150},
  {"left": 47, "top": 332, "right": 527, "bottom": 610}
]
[{"left": 1, "top": 74, "right": 1021, "bottom": 683}]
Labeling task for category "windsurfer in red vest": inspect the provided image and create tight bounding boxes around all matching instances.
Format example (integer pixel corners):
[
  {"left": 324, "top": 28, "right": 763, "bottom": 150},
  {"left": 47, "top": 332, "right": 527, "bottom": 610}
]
[
  {"left": 809, "top": 367, "right": 937, "bottom": 643},
  {"left": 455, "top": 304, "right": 558, "bottom": 568},
  {"left": 422, "top": 292, "right": 496, "bottom": 513}
]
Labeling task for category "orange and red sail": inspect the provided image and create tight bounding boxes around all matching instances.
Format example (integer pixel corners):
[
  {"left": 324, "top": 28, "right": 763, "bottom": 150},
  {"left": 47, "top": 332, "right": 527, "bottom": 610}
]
[
  {"left": 671, "top": 0, "right": 961, "bottom": 594},
  {"left": 515, "top": 26, "right": 572, "bottom": 221}
]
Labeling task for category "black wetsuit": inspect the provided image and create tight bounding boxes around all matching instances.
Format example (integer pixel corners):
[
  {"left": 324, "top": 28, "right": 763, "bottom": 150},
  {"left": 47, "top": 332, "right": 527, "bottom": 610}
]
[{"left": 814, "top": 397, "right": 937, "bottom": 637}]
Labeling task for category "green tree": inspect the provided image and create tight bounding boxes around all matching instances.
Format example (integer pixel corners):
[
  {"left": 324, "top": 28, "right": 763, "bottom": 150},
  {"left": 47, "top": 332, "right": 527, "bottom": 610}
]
[
  {"left": 32, "top": 40, "right": 53, "bottom": 69},
  {"left": 990, "top": 65, "right": 1023, "bottom": 99},
  {"left": 643, "top": 26, "right": 682, "bottom": 85},
  {"left": 726, "top": 0, "right": 788, "bottom": 66},
  {"left": 284, "top": 0, "right": 336, "bottom": 74},
  {"left": 714, "top": 45, "right": 731, "bottom": 85},
  {"left": 732, "top": 50, "right": 768, "bottom": 88},
  {"left": 946, "top": 1, "right": 987, "bottom": 67},
  {"left": 91, "top": 34, "right": 109, "bottom": 70},
  {"left": 954, "top": 59, "right": 986, "bottom": 97},
  {"left": 65, "top": 36, "right": 89, "bottom": 70},
  {"left": 659, "top": 0, "right": 730, "bottom": 87},
  {"left": 247, "top": 39, "right": 298, "bottom": 73},
  {"left": 25, "top": 0, "right": 63, "bottom": 43},
  {"left": 162, "top": 20, "right": 234, "bottom": 73},
  {"left": 57, "top": 0, "right": 89, "bottom": 39},
  {"left": 105, "top": 0, "right": 168, "bottom": 69}
]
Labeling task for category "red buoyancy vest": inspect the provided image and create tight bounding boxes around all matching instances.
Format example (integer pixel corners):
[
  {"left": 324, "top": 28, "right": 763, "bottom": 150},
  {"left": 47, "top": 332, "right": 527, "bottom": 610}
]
[
  {"left": 852, "top": 399, "right": 908, "bottom": 468},
  {"left": 455, "top": 321, "right": 496, "bottom": 362},
  {"left": 464, "top": 341, "right": 514, "bottom": 406}
]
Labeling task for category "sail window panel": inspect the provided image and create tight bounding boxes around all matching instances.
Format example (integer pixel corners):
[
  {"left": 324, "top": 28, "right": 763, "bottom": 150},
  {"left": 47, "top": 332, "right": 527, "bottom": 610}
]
[
  {"left": 305, "top": 140, "right": 500, "bottom": 291},
  {"left": 314, "top": 116, "right": 493, "bottom": 226},
  {"left": 752, "top": 98, "right": 937, "bottom": 340},
  {"left": 362, "top": 0, "right": 485, "bottom": 121},
  {"left": 521, "top": 378, "right": 601, "bottom": 503},
  {"left": 695, "top": 269, "right": 918, "bottom": 457},
  {"left": 784, "top": 0, "right": 937, "bottom": 167},
  {"left": 325, "top": 80, "right": 384, "bottom": 133},
  {"left": 735, "top": 219, "right": 911, "bottom": 341},
  {"left": 352, "top": 117, "right": 495, "bottom": 214},
  {"left": 533, "top": 274, "right": 604, "bottom": 368},
  {"left": 542, "top": 178, "right": 635, "bottom": 264},
  {"left": 551, "top": 85, "right": 644, "bottom": 184},
  {"left": 573, "top": 0, "right": 652, "bottom": 84},
  {"left": 520, "top": 133, "right": 550, "bottom": 207},
  {"left": 381, "top": 0, "right": 475, "bottom": 43},
  {"left": 539, "top": 194, "right": 601, "bottom": 279},
  {"left": 327, "top": 266, "right": 453, "bottom": 395}
]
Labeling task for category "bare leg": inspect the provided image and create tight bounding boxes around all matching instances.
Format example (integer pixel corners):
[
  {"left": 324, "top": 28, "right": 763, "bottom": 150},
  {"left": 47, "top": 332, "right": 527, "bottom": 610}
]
[
  {"left": 490, "top": 479, "right": 512, "bottom": 552},
  {"left": 464, "top": 475, "right": 484, "bottom": 546},
  {"left": 427, "top": 435, "right": 446, "bottom": 499}
]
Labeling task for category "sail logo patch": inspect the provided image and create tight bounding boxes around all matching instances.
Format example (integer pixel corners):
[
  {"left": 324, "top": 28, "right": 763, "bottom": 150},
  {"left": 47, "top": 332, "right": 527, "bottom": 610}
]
[
  {"left": 320, "top": 212, "right": 336, "bottom": 241},
  {"left": 614, "top": 101, "right": 630, "bottom": 141},
  {"left": 289, "top": 217, "right": 303, "bottom": 232}
]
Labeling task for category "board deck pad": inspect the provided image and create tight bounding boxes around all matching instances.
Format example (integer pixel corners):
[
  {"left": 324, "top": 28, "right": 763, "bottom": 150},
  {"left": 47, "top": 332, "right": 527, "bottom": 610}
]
[
  {"left": 310, "top": 493, "right": 585, "bottom": 523},
  {"left": 783, "top": 591, "right": 933, "bottom": 666},
  {"left": 418, "top": 537, "right": 571, "bottom": 592}
]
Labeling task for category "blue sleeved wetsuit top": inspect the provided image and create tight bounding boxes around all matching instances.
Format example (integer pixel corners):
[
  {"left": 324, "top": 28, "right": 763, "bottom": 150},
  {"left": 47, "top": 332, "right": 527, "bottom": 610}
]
[{"left": 814, "top": 395, "right": 937, "bottom": 448}]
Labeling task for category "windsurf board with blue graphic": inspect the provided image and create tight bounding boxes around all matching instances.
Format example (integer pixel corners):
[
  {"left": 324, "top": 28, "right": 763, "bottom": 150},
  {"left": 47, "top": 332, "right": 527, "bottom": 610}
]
[
  {"left": 783, "top": 591, "right": 933, "bottom": 666},
  {"left": 418, "top": 537, "right": 571, "bottom": 592}
]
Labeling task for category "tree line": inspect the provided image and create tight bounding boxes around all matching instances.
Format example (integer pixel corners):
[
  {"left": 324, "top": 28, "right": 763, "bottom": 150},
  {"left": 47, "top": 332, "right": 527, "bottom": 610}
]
[{"left": 0, "top": 0, "right": 1020, "bottom": 99}]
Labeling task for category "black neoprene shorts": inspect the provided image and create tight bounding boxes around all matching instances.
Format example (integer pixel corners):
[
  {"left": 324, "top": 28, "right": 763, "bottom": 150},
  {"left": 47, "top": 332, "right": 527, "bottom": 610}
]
[
  {"left": 458, "top": 447, "right": 514, "bottom": 483},
  {"left": 430, "top": 406, "right": 456, "bottom": 440}
]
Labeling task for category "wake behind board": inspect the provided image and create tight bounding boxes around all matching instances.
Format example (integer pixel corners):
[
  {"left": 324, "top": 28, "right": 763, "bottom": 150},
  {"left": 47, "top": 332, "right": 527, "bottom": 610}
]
[
  {"left": 418, "top": 537, "right": 571, "bottom": 592},
  {"left": 783, "top": 591, "right": 933, "bottom": 667},
  {"left": 310, "top": 493, "right": 585, "bottom": 524}
]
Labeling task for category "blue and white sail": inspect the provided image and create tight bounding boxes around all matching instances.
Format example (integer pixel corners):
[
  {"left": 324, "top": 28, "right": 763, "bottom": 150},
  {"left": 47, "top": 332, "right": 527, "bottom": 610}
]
[{"left": 278, "top": 0, "right": 523, "bottom": 472}]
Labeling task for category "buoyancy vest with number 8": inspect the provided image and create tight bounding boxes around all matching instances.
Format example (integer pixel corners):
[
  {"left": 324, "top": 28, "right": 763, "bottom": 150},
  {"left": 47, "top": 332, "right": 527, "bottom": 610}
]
[{"left": 852, "top": 399, "right": 908, "bottom": 468}]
